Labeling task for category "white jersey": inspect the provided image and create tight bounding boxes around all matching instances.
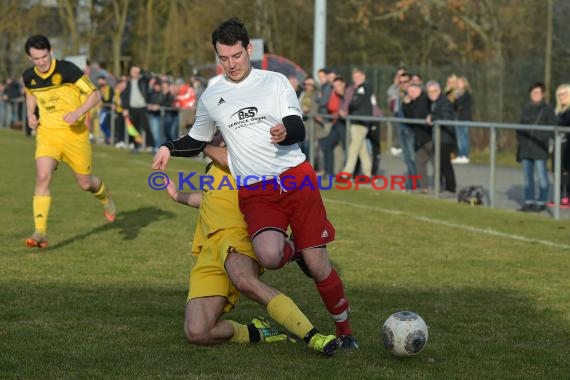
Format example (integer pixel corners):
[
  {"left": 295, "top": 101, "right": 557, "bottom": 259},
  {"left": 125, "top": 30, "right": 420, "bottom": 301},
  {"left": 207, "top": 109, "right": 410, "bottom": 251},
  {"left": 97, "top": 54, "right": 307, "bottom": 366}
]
[{"left": 189, "top": 68, "right": 306, "bottom": 185}]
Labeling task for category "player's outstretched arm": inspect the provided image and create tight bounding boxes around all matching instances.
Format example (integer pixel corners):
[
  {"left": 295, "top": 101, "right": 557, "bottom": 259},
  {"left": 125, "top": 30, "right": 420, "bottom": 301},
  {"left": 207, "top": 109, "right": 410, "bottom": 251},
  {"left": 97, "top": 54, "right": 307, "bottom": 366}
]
[
  {"left": 152, "top": 146, "right": 172, "bottom": 171},
  {"left": 165, "top": 180, "right": 201, "bottom": 208}
]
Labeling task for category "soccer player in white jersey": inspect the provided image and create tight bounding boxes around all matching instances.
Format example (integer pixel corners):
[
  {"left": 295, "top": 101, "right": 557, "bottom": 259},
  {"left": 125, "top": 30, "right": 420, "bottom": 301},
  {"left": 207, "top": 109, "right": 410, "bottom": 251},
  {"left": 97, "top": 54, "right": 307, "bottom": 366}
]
[{"left": 152, "top": 17, "right": 358, "bottom": 349}]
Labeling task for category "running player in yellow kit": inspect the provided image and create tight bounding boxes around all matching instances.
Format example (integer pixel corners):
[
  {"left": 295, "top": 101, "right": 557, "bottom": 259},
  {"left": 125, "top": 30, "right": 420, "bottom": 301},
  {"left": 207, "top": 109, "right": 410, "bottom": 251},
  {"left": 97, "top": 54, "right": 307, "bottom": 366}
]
[
  {"left": 163, "top": 151, "right": 340, "bottom": 355},
  {"left": 22, "top": 34, "right": 116, "bottom": 248}
]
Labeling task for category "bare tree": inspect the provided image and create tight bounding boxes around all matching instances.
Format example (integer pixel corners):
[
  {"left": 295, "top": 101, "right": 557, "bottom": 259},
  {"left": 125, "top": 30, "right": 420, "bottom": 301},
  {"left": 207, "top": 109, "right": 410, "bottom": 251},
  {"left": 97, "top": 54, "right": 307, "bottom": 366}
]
[{"left": 109, "top": 0, "right": 130, "bottom": 76}]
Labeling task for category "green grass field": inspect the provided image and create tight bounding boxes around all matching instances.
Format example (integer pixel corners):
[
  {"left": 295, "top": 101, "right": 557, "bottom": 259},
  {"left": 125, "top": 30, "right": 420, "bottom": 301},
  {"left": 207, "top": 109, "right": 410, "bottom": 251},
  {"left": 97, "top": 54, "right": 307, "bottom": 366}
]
[{"left": 1, "top": 129, "right": 569, "bottom": 380}]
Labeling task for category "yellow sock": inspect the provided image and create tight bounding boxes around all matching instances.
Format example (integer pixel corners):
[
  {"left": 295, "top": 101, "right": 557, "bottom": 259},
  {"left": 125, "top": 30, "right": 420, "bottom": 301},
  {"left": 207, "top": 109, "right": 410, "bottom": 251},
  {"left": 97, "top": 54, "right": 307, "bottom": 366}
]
[
  {"left": 228, "top": 320, "right": 250, "bottom": 343},
  {"left": 33, "top": 195, "right": 51, "bottom": 235},
  {"left": 93, "top": 181, "right": 110, "bottom": 205},
  {"left": 267, "top": 294, "right": 314, "bottom": 340}
]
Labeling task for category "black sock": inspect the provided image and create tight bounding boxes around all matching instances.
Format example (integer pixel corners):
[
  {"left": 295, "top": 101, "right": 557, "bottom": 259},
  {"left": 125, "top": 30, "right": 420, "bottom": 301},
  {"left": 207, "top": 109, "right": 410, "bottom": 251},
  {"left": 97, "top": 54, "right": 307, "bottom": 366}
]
[
  {"left": 247, "top": 323, "right": 261, "bottom": 343},
  {"left": 303, "top": 327, "right": 319, "bottom": 344}
]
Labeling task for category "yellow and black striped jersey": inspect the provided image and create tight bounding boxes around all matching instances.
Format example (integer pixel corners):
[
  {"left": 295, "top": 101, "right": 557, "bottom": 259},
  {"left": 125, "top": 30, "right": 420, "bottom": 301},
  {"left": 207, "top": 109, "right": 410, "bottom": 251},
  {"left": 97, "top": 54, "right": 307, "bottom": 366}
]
[{"left": 23, "top": 59, "right": 97, "bottom": 130}]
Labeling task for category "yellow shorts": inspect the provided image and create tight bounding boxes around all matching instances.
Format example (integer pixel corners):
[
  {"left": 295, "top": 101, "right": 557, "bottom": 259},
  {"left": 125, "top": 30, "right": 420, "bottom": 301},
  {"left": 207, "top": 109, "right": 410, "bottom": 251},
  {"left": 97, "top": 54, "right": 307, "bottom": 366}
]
[
  {"left": 35, "top": 126, "right": 92, "bottom": 175},
  {"left": 187, "top": 227, "right": 259, "bottom": 313}
]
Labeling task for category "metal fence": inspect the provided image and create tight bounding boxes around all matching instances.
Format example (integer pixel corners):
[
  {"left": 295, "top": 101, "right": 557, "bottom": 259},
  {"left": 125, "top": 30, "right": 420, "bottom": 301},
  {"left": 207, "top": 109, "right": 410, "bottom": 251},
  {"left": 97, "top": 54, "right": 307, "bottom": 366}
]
[
  {"left": 306, "top": 114, "right": 570, "bottom": 220},
  {"left": 8, "top": 96, "right": 570, "bottom": 219},
  {"left": 7, "top": 98, "right": 183, "bottom": 149}
]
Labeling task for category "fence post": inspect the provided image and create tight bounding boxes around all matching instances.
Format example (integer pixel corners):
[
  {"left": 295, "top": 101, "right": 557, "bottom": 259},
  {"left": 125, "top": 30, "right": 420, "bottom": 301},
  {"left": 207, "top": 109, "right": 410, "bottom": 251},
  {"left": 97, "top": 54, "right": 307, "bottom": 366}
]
[
  {"left": 489, "top": 126, "right": 497, "bottom": 208},
  {"left": 553, "top": 130, "right": 562, "bottom": 220},
  {"left": 387, "top": 121, "right": 393, "bottom": 157},
  {"left": 433, "top": 122, "right": 441, "bottom": 198}
]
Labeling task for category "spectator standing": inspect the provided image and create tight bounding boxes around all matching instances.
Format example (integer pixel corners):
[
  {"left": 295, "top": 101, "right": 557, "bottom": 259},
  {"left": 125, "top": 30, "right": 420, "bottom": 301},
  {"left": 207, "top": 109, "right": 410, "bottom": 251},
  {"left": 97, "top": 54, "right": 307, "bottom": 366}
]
[
  {"left": 396, "top": 73, "right": 416, "bottom": 189},
  {"left": 121, "top": 65, "right": 152, "bottom": 152},
  {"left": 97, "top": 75, "right": 114, "bottom": 145},
  {"left": 320, "top": 76, "right": 348, "bottom": 176},
  {"left": 452, "top": 76, "right": 473, "bottom": 164},
  {"left": 161, "top": 79, "right": 179, "bottom": 141},
  {"left": 113, "top": 79, "right": 127, "bottom": 148},
  {"left": 340, "top": 68, "right": 374, "bottom": 178},
  {"left": 516, "top": 82, "right": 557, "bottom": 212},
  {"left": 549, "top": 84, "right": 570, "bottom": 208},
  {"left": 386, "top": 67, "right": 406, "bottom": 156},
  {"left": 4, "top": 78, "right": 23, "bottom": 128},
  {"left": 403, "top": 84, "right": 431, "bottom": 192},
  {"left": 426, "top": 80, "right": 457, "bottom": 194},
  {"left": 147, "top": 79, "right": 165, "bottom": 153}
]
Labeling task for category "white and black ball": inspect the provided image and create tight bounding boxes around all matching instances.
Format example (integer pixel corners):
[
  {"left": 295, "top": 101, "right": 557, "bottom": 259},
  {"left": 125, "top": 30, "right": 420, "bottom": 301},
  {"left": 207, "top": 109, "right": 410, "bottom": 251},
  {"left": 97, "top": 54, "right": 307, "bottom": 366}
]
[{"left": 382, "top": 311, "right": 428, "bottom": 357}]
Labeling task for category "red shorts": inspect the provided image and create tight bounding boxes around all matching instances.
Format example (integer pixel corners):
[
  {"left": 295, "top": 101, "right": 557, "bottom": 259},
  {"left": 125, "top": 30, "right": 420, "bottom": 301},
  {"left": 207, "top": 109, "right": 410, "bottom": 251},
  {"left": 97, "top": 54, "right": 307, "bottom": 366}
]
[{"left": 238, "top": 161, "right": 335, "bottom": 250}]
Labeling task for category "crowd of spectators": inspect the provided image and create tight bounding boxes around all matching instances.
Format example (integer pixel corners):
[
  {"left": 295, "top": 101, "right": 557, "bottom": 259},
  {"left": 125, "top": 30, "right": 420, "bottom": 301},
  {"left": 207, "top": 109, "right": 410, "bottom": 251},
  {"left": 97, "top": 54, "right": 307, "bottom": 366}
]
[{"left": 3, "top": 61, "right": 569, "bottom": 210}]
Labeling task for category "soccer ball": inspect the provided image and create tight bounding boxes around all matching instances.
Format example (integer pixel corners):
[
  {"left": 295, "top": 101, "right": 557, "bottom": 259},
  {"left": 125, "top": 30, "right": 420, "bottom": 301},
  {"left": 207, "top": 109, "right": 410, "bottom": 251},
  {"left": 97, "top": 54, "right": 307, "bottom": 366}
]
[{"left": 381, "top": 311, "right": 428, "bottom": 357}]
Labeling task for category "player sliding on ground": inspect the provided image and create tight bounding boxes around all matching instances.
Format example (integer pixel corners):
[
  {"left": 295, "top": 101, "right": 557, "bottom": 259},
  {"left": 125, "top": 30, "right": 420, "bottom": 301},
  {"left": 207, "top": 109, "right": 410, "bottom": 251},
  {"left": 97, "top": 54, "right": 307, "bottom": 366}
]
[
  {"left": 164, "top": 159, "right": 340, "bottom": 355},
  {"left": 22, "top": 34, "right": 116, "bottom": 248}
]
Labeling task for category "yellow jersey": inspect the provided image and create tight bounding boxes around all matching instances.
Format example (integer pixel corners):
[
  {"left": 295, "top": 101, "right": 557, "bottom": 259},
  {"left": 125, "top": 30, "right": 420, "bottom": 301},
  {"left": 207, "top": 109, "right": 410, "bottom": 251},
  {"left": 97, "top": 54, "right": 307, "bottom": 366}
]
[
  {"left": 191, "top": 162, "right": 248, "bottom": 255},
  {"left": 23, "top": 59, "right": 97, "bottom": 131},
  {"left": 197, "top": 162, "right": 247, "bottom": 236}
]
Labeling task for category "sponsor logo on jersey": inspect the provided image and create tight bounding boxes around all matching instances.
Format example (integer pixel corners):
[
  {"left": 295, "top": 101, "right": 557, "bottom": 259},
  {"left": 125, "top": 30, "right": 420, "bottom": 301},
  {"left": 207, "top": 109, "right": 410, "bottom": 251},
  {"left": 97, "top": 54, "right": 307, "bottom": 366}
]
[
  {"left": 230, "top": 107, "right": 258, "bottom": 120},
  {"left": 217, "top": 98, "right": 225, "bottom": 105},
  {"left": 227, "top": 106, "right": 266, "bottom": 129},
  {"left": 31, "top": 79, "right": 37, "bottom": 86}
]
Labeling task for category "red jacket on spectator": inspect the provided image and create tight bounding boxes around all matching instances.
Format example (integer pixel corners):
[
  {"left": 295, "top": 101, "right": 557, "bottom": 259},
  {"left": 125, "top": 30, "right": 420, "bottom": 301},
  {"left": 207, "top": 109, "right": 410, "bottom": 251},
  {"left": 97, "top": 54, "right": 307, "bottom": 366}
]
[{"left": 175, "top": 84, "right": 196, "bottom": 109}]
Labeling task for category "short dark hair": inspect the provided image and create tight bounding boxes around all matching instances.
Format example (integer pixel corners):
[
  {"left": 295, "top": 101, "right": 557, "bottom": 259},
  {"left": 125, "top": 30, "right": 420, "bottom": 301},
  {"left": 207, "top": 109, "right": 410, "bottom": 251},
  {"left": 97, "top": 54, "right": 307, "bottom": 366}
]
[
  {"left": 212, "top": 18, "right": 250, "bottom": 50},
  {"left": 25, "top": 34, "right": 51, "bottom": 55},
  {"left": 333, "top": 76, "right": 345, "bottom": 83},
  {"left": 529, "top": 82, "right": 545, "bottom": 93}
]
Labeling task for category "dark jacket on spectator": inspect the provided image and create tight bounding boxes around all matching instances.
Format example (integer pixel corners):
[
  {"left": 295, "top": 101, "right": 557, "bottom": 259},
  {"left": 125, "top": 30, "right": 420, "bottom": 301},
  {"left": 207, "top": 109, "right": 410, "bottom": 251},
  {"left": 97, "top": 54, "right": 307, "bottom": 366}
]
[
  {"left": 430, "top": 95, "right": 456, "bottom": 146},
  {"left": 120, "top": 73, "right": 151, "bottom": 111},
  {"left": 403, "top": 90, "right": 431, "bottom": 149},
  {"left": 517, "top": 101, "right": 556, "bottom": 161},
  {"left": 454, "top": 91, "right": 472, "bottom": 121},
  {"left": 318, "top": 83, "right": 333, "bottom": 115},
  {"left": 348, "top": 82, "right": 374, "bottom": 127}
]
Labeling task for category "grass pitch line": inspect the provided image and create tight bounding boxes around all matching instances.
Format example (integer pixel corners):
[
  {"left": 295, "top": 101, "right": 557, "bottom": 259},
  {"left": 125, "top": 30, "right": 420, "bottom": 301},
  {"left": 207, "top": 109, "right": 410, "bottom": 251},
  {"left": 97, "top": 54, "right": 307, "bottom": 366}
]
[{"left": 325, "top": 198, "right": 570, "bottom": 250}]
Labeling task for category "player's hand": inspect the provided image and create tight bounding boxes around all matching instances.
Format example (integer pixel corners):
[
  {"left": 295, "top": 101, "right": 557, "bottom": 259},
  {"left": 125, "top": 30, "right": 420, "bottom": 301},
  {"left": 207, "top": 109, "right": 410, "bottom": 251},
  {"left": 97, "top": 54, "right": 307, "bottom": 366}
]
[
  {"left": 270, "top": 123, "right": 287, "bottom": 144},
  {"left": 426, "top": 115, "right": 432, "bottom": 125},
  {"left": 165, "top": 178, "right": 178, "bottom": 201},
  {"left": 152, "top": 146, "right": 171, "bottom": 171},
  {"left": 28, "top": 114, "right": 38, "bottom": 130},
  {"left": 63, "top": 111, "right": 81, "bottom": 125}
]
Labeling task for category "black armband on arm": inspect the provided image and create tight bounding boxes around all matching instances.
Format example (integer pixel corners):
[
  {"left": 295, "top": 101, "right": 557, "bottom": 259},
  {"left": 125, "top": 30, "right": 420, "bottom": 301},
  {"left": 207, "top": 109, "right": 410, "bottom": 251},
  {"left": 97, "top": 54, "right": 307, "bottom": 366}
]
[
  {"left": 161, "top": 135, "right": 207, "bottom": 157},
  {"left": 279, "top": 115, "right": 306, "bottom": 145}
]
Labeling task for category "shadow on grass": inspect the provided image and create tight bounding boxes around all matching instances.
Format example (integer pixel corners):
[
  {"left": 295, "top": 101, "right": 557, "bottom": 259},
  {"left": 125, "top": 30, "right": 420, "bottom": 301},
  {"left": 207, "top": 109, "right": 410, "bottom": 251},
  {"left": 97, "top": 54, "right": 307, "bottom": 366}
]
[
  {"left": 49, "top": 206, "right": 175, "bottom": 249},
  {"left": 1, "top": 280, "right": 569, "bottom": 379}
]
